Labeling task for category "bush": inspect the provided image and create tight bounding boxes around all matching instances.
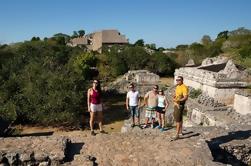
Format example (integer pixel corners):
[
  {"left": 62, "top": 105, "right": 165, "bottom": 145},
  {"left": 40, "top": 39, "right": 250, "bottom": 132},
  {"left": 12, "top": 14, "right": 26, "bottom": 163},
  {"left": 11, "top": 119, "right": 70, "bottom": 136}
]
[
  {"left": 0, "top": 101, "right": 17, "bottom": 122},
  {"left": 189, "top": 89, "right": 202, "bottom": 99},
  {"left": 0, "top": 40, "right": 91, "bottom": 127}
]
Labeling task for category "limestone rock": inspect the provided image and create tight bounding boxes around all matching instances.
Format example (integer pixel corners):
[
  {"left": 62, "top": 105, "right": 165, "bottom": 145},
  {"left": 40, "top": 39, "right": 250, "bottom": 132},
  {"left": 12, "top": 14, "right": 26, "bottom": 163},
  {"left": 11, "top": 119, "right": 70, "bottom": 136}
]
[
  {"left": 0, "top": 136, "right": 69, "bottom": 165},
  {"left": 185, "top": 59, "right": 195, "bottom": 67}
]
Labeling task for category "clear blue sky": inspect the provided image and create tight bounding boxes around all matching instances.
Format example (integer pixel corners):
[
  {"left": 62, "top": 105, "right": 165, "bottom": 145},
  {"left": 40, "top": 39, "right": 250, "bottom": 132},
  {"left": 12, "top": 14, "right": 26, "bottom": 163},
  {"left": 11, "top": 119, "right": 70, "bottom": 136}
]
[{"left": 1, "top": 0, "right": 251, "bottom": 48}]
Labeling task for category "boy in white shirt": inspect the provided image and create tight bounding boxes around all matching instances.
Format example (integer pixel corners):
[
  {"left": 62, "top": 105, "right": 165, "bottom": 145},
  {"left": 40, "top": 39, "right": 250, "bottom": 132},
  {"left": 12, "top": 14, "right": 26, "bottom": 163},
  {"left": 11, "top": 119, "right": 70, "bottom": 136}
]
[{"left": 126, "top": 83, "right": 141, "bottom": 127}]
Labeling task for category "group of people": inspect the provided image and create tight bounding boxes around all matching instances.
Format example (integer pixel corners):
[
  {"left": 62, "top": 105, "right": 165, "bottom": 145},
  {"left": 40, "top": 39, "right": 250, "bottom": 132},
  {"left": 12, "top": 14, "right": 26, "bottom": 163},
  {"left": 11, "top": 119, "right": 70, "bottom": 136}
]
[
  {"left": 87, "top": 76, "right": 188, "bottom": 140},
  {"left": 126, "top": 83, "right": 168, "bottom": 131}
]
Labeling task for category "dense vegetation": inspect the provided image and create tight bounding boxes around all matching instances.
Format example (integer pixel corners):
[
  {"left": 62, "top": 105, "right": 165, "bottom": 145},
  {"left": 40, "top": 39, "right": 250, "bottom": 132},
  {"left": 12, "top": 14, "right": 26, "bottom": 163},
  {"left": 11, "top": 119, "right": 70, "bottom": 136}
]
[
  {"left": 175, "top": 27, "right": 251, "bottom": 68},
  {"left": 0, "top": 27, "right": 250, "bottom": 127},
  {"left": 0, "top": 37, "right": 96, "bottom": 126}
]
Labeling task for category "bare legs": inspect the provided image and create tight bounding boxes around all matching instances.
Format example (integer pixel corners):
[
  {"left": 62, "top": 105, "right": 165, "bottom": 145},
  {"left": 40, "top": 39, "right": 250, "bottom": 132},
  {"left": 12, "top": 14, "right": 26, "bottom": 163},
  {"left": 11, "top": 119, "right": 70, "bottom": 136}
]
[
  {"left": 97, "top": 111, "right": 103, "bottom": 132},
  {"left": 132, "top": 116, "right": 140, "bottom": 126},
  {"left": 157, "top": 112, "right": 165, "bottom": 128},
  {"left": 144, "top": 117, "right": 149, "bottom": 126},
  {"left": 89, "top": 111, "right": 103, "bottom": 132},
  {"left": 176, "top": 121, "right": 183, "bottom": 136},
  {"left": 161, "top": 113, "right": 165, "bottom": 128},
  {"left": 89, "top": 112, "right": 95, "bottom": 131}
]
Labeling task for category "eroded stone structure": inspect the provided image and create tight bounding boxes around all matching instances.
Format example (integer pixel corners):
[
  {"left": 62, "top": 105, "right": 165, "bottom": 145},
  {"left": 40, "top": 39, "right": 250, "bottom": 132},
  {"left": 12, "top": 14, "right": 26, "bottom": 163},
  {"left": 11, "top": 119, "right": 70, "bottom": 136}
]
[
  {"left": 67, "top": 29, "right": 128, "bottom": 53},
  {"left": 109, "top": 70, "right": 160, "bottom": 95},
  {"left": 0, "top": 136, "right": 69, "bottom": 165},
  {"left": 175, "top": 57, "right": 250, "bottom": 105},
  {"left": 234, "top": 91, "right": 251, "bottom": 115}
]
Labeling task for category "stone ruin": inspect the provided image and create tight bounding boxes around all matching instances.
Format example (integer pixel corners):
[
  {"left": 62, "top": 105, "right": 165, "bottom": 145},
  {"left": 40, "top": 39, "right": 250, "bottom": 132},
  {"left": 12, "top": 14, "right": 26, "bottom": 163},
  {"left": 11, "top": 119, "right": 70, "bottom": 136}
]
[
  {"left": 108, "top": 70, "right": 160, "bottom": 96},
  {"left": 175, "top": 56, "right": 251, "bottom": 108}
]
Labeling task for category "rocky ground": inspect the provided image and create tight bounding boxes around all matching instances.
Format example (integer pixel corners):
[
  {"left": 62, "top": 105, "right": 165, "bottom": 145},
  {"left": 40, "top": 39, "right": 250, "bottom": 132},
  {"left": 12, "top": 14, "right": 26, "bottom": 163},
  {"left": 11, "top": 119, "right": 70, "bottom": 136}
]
[
  {"left": 63, "top": 124, "right": 250, "bottom": 166},
  {"left": 1, "top": 84, "right": 251, "bottom": 166}
]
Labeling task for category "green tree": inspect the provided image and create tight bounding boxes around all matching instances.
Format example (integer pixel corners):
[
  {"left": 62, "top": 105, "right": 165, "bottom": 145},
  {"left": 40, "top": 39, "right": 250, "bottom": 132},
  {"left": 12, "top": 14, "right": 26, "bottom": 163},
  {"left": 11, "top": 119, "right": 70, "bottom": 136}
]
[
  {"left": 201, "top": 35, "right": 212, "bottom": 46},
  {"left": 71, "top": 52, "right": 97, "bottom": 80},
  {"left": 78, "top": 30, "right": 85, "bottom": 37},
  {"left": 31, "top": 37, "right": 40, "bottom": 41},
  {"left": 176, "top": 45, "right": 188, "bottom": 50},
  {"left": 217, "top": 30, "right": 229, "bottom": 39},
  {"left": 145, "top": 43, "right": 156, "bottom": 50},
  {"left": 72, "top": 31, "right": 78, "bottom": 38},
  {"left": 150, "top": 52, "right": 177, "bottom": 76},
  {"left": 134, "top": 39, "right": 144, "bottom": 47}
]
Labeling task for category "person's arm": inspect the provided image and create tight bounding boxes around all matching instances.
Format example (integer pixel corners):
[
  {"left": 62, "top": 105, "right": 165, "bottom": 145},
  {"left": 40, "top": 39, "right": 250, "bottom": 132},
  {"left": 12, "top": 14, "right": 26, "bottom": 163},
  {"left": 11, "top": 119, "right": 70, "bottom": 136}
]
[
  {"left": 126, "top": 93, "right": 129, "bottom": 111},
  {"left": 87, "top": 89, "right": 91, "bottom": 112},
  {"left": 142, "top": 93, "right": 149, "bottom": 107},
  {"left": 138, "top": 96, "right": 141, "bottom": 108},
  {"left": 179, "top": 95, "right": 188, "bottom": 102},
  {"left": 164, "top": 96, "right": 169, "bottom": 110}
]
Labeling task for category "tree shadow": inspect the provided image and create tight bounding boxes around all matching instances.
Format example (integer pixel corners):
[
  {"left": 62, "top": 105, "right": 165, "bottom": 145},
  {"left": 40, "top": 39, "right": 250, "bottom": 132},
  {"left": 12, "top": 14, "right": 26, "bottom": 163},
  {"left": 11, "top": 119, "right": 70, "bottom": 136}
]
[
  {"left": 81, "top": 93, "right": 128, "bottom": 129},
  {"left": 206, "top": 130, "right": 251, "bottom": 166},
  {"left": 102, "top": 93, "right": 128, "bottom": 125},
  {"left": 7, "top": 131, "right": 54, "bottom": 137},
  {"left": 0, "top": 119, "right": 11, "bottom": 137}
]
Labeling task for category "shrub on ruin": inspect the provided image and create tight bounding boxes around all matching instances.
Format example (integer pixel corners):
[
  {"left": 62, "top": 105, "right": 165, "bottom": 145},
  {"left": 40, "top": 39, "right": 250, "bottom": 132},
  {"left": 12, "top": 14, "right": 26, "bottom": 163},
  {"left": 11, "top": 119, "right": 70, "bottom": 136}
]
[{"left": 189, "top": 89, "right": 202, "bottom": 99}]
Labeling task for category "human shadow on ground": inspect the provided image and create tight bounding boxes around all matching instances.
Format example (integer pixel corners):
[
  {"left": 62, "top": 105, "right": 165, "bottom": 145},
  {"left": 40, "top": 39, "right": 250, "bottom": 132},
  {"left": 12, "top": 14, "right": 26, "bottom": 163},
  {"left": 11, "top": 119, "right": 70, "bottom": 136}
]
[
  {"left": 178, "top": 132, "right": 200, "bottom": 139},
  {"left": 64, "top": 142, "right": 84, "bottom": 162},
  {"left": 206, "top": 130, "right": 251, "bottom": 166}
]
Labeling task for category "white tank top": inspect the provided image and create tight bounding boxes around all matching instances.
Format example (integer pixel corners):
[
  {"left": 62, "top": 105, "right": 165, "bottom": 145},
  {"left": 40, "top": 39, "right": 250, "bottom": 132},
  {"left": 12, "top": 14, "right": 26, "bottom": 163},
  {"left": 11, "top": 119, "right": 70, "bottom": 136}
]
[{"left": 158, "top": 95, "right": 165, "bottom": 107}]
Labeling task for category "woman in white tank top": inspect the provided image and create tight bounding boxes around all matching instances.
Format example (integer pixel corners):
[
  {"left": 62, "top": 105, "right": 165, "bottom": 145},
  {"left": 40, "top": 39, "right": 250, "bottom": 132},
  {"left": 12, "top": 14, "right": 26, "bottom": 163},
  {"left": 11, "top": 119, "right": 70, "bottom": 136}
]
[{"left": 156, "top": 89, "right": 169, "bottom": 131}]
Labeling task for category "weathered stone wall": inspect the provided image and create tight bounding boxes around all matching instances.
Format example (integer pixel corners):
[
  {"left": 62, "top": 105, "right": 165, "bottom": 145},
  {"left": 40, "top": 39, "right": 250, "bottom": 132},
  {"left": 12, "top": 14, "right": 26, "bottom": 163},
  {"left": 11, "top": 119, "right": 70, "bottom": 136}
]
[
  {"left": 175, "top": 74, "right": 240, "bottom": 104},
  {"left": 174, "top": 66, "right": 248, "bottom": 105},
  {"left": 234, "top": 93, "right": 251, "bottom": 115},
  {"left": 108, "top": 70, "right": 159, "bottom": 95},
  {"left": 135, "top": 73, "right": 159, "bottom": 84},
  {"left": 0, "top": 136, "right": 69, "bottom": 166}
]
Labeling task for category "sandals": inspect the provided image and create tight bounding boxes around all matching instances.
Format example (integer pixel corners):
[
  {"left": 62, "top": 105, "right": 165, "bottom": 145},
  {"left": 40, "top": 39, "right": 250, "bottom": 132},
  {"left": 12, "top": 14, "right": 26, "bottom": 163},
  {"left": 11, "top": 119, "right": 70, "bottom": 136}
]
[
  {"left": 170, "top": 135, "right": 179, "bottom": 141},
  {"left": 91, "top": 131, "right": 96, "bottom": 136},
  {"left": 100, "top": 130, "right": 106, "bottom": 134}
]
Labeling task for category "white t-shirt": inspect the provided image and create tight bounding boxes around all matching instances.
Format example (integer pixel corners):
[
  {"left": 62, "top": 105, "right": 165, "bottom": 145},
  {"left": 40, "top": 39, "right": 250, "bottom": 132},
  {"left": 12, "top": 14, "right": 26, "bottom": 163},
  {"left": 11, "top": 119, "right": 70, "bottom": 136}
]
[
  {"left": 158, "top": 95, "right": 165, "bottom": 107},
  {"left": 127, "top": 90, "right": 139, "bottom": 106}
]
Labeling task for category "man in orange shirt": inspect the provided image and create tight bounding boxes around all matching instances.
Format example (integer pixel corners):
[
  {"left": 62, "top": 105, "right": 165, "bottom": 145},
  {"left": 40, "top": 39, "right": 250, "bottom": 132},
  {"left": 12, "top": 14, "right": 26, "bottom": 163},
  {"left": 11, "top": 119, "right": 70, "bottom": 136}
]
[{"left": 172, "top": 76, "right": 188, "bottom": 140}]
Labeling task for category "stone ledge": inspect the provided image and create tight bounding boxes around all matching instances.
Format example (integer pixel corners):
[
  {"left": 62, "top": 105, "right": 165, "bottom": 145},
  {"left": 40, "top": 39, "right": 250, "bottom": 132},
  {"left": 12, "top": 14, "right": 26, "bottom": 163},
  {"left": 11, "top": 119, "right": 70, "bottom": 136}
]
[
  {"left": 0, "top": 136, "right": 70, "bottom": 166},
  {"left": 220, "top": 140, "right": 251, "bottom": 165}
]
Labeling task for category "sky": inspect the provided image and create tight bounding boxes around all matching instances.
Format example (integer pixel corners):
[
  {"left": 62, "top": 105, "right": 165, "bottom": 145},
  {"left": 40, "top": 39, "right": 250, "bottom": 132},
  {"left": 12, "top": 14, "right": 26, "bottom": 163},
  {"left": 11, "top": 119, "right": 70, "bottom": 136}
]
[{"left": 0, "top": 0, "right": 251, "bottom": 48}]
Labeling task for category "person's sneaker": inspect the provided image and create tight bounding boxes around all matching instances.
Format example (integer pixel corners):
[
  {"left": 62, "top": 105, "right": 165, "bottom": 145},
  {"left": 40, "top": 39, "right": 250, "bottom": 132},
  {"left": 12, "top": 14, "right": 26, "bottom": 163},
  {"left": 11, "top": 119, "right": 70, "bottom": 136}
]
[
  {"left": 179, "top": 133, "right": 184, "bottom": 136},
  {"left": 142, "top": 124, "right": 147, "bottom": 129},
  {"left": 160, "top": 128, "right": 165, "bottom": 132},
  {"left": 151, "top": 124, "right": 154, "bottom": 129},
  {"left": 155, "top": 125, "right": 161, "bottom": 129},
  {"left": 91, "top": 131, "right": 96, "bottom": 136}
]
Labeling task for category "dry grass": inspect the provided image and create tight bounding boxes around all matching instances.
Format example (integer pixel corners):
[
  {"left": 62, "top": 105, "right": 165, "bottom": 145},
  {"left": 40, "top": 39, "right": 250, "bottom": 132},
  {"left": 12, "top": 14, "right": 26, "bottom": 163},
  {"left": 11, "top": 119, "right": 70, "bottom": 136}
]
[{"left": 159, "top": 77, "right": 174, "bottom": 86}]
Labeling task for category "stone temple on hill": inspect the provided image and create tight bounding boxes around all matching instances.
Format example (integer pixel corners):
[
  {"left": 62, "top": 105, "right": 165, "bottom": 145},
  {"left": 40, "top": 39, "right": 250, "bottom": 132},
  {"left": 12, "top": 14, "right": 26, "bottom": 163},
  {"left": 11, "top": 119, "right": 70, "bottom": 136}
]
[{"left": 175, "top": 56, "right": 251, "bottom": 115}]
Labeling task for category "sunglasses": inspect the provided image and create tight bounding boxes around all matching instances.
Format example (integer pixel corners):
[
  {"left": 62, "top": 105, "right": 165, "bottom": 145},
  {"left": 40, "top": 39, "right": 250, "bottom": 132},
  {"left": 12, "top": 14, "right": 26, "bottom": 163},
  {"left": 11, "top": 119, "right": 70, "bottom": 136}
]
[
  {"left": 176, "top": 79, "right": 182, "bottom": 81},
  {"left": 93, "top": 81, "right": 98, "bottom": 84}
]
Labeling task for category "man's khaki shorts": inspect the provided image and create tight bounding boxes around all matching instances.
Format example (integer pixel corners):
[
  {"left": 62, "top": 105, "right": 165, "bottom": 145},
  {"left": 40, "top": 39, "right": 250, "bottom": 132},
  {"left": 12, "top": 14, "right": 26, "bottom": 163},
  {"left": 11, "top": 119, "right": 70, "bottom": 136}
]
[{"left": 173, "top": 104, "right": 185, "bottom": 122}]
